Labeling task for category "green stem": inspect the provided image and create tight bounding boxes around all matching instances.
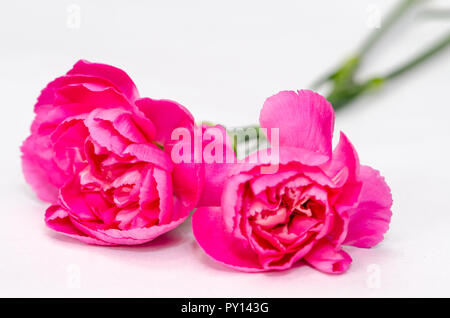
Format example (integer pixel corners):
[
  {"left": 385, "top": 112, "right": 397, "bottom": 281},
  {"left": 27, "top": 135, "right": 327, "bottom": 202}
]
[
  {"left": 310, "top": 0, "right": 419, "bottom": 90},
  {"left": 330, "top": 30, "right": 450, "bottom": 110},
  {"left": 384, "top": 31, "right": 450, "bottom": 80}
]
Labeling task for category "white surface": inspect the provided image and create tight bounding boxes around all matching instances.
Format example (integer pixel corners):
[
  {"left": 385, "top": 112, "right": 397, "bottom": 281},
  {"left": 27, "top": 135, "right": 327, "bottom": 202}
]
[{"left": 1, "top": 0, "right": 450, "bottom": 297}]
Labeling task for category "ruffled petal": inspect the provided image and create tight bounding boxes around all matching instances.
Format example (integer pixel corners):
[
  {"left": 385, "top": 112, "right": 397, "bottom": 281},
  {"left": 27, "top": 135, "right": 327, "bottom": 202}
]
[
  {"left": 304, "top": 240, "right": 352, "bottom": 274},
  {"left": 322, "top": 132, "right": 362, "bottom": 213},
  {"left": 344, "top": 166, "right": 392, "bottom": 248},
  {"left": 67, "top": 59, "right": 139, "bottom": 101},
  {"left": 259, "top": 90, "right": 334, "bottom": 158},
  {"left": 71, "top": 215, "right": 189, "bottom": 245},
  {"left": 134, "top": 97, "right": 195, "bottom": 145},
  {"left": 192, "top": 207, "right": 264, "bottom": 272},
  {"left": 55, "top": 84, "right": 130, "bottom": 110},
  {"left": 229, "top": 146, "right": 329, "bottom": 178},
  {"left": 45, "top": 205, "right": 113, "bottom": 245},
  {"left": 152, "top": 167, "right": 174, "bottom": 225},
  {"left": 123, "top": 143, "right": 173, "bottom": 171},
  {"left": 35, "top": 75, "right": 116, "bottom": 113},
  {"left": 321, "top": 132, "right": 360, "bottom": 187},
  {"left": 84, "top": 110, "right": 131, "bottom": 155},
  {"left": 87, "top": 108, "right": 150, "bottom": 143}
]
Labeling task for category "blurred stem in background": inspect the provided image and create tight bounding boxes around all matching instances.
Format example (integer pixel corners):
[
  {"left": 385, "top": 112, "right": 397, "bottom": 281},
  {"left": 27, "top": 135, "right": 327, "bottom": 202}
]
[
  {"left": 227, "top": 0, "right": 450, "bottom": 152},
  {"left": 312, "top": 0, "right": 450, "bottom": 110}
]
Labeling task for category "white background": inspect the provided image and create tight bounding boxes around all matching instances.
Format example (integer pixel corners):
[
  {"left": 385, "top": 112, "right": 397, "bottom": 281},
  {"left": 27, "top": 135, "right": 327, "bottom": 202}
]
[{"left": 1, "top": 0, "right": 449, "bottom": 297}]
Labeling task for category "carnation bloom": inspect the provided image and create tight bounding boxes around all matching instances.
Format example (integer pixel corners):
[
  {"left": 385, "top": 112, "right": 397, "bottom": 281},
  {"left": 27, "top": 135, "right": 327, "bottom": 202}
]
[
  {"left": 192, "top": 90, "right": 392, "bottom": 273},
  {"left": 21, "top": 60, "right": 214, "bottom": 245}
]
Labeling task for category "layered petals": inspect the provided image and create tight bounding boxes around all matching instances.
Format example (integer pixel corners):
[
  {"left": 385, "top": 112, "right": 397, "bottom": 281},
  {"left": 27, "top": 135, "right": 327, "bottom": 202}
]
[
  {"left": 23, "top": 60, "right": 141, "bottom": 202},
  {"left": 22, "top": 60, "right": 203, "bottom": 246},
  {"left": 134, "top": 97, "right": 195, "bottom": 146},
  {"left": 193, "top": 89, "right": 392, "bottom": 274},
  {"left": 193, "top": 207, "right": 264, "bottom": 272},
  {"left": 46, "top": 204, "right": 189, "bottom": 245}
]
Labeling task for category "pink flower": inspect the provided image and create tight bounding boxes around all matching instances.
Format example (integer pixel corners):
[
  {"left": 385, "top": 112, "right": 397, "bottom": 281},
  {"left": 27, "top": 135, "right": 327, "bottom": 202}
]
[
  {"left": 192, "top": 90, "right": 392, "bottom": 273},
  {"left": 22, "top": 60, "right": 205, "bottom": 245}
]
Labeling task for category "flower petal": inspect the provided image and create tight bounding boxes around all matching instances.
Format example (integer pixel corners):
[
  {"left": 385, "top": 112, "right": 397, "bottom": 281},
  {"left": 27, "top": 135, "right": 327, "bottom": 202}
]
[
  {"left": 344, "top": 166, "right": 392, "bottom": 248},
  {"left": 73, "top": 215, "right": 188, "bottom": 245},
  {"left": 229, "top": 146, "right": 329, "bottom": 178},
  {"left": 304, "top": 239, "right": 352, "bottom": 274},
  {"left": 21, "top": 150, "right": 59, "bottom": 202},
  {"left": 85, "top": 110, "right": 131, "bottom": 155},
  {"left": 123, "top": 143, "right": 173, "bottom": 171},
  {"left": 321, "top": 132, "right": 360, "bottom": 187},
  {"left": 198, "top": 124, "right": 236, "bottom": 207},
  {"left": 152, "top": 167, "right": 174, "bottom": 225},
  {"left": 67, "top": 59, "right": 139, "bottom": 101},
  {"left": 35, "top": 75, "right": 117, "bottom": 113},
  {"left": 192, "top": 207, "right": 264, "bottom": 272},
  {"left": 45, "top": 205, "right": 112, "bottom": 245},
  {"left": 134, "top": 97, "right": 195, "bottom": 145},
  {"left": 259, "top": 90, "right": 334, "bottom": 158},
  {"left": 55, "top": 84, "right": 130, "bottom": 110},
  {"left": 21, "top": 134, "right": 67, "bottom": 202}
]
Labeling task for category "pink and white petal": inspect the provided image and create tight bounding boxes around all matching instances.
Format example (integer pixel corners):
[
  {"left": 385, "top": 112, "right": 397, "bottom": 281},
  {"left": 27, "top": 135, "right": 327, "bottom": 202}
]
[
  {"left": 67, "top": 60, "right": 139, "bottom": 101},
  {"left": 304, "top": 240, "right": 352, "bottom": 274},
  {"left": 344, "top": 166, "right": 392, "bottom": 248},
  {"left": 85, "top": 112, "right": 131, "bottom": 155},
  {"left": 250, "top": 170, "right": 298, "bottom": 195},
  {"left": 192, "top": 207, "right": 265, "bottom": 272},
  {"left": 45, "top": 205, "right": 112, "bottom": 245},
  {"left": 134, "top": 98, "right": 195, "bottom": 145},
  {"left": 88, "top": 108, "right": 149, "bottom": 143},
  {"left": 259, "top": 90, "right": 334, "bottom": 157},
  {"left": 123, "top": 143, "right": 174, "bottom": 171}
]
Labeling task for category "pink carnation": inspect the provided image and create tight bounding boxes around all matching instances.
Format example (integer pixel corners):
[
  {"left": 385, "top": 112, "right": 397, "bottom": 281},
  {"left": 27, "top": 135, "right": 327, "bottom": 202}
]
[
  {"left": 193, "top": 90, "right": 392, "bottom": 273},
  {"left": 22, "top": 60, "right": 211, "bottom": 245}
]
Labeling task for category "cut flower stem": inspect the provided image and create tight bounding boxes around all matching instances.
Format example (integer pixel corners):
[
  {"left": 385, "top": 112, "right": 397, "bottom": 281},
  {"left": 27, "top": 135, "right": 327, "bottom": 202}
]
[{"left": 225, "top": 0, "right": 450, "bottom": 148}]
